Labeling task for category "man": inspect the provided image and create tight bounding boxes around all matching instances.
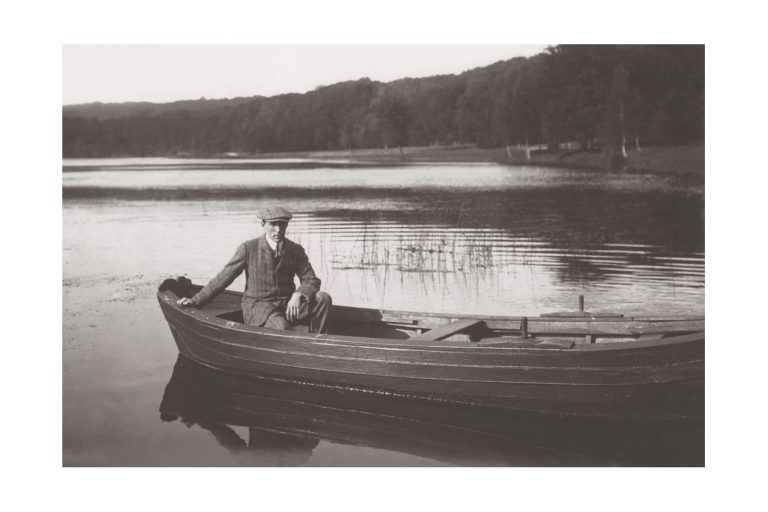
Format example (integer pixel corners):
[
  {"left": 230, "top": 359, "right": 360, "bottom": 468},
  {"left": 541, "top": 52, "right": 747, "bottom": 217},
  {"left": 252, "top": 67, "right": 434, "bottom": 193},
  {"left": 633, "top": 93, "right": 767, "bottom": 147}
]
[{"left": 177, "top": 205, "right": 332, "bottom": 333}]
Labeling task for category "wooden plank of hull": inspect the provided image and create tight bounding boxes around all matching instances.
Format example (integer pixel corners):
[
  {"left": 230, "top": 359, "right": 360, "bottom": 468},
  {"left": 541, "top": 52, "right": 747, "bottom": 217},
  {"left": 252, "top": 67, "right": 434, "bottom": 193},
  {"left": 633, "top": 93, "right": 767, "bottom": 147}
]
[
  {"left": 164, "top": 353, "right": 702, "bottom": 428},
  {"left": 176, "top": 333, "right": 702, "bottom": 420},
  {"left": 166, "top": 315, "right": 703, "bottom": 387},
  {"left": 165, "top": 317, "right": 702, "bottom": 419},
  {"left": 161, "top": 297, "right": 704, "bottom": 370},
  {"left": 162, "top": 340, "right": 704, "bottom": 427},
  {"left": 164, "top": 308, "right": 702, "bottom": 381}
]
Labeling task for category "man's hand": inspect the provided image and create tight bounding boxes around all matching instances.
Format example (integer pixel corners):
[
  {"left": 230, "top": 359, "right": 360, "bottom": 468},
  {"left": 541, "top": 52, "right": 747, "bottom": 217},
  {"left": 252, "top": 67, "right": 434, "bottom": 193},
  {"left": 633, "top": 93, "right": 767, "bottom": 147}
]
[
  {"left": 286, "top": 292, "right": 304, "bottom": 323},
  {"left": 177, "top": 297, "right": 197, "bottom": 307}
]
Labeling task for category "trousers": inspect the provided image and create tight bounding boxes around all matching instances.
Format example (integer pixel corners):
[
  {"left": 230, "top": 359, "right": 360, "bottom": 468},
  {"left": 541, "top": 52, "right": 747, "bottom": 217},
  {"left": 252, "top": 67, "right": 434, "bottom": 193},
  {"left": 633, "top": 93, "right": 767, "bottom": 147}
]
[{"left": 245, "top": 291, "right": 332, "bottom": 334}]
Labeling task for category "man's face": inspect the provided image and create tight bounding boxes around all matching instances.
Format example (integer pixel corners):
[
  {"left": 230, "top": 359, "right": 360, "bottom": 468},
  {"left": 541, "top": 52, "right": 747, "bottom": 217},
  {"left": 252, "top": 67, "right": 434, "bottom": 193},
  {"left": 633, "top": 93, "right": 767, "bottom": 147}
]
[{"left": 263, "top": 220, "right": 288, "bottom": 243}]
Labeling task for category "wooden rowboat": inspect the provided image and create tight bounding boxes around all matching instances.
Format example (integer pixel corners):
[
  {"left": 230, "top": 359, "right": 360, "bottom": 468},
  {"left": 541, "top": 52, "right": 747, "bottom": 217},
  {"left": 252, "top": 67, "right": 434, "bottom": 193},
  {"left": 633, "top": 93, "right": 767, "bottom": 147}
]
[{"left": 157, "top": 277, "right": 704, "bottom": 422}]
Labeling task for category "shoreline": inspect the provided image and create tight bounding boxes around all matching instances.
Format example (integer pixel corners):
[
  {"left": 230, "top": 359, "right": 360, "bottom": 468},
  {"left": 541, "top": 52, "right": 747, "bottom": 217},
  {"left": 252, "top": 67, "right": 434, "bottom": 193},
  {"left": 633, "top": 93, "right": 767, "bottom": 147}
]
[
  {"left": 286, "top": 143, "right": 705, "bottom": 176},
  {"left": 63, "top": 142, "right": 704, "bottom": 177}
]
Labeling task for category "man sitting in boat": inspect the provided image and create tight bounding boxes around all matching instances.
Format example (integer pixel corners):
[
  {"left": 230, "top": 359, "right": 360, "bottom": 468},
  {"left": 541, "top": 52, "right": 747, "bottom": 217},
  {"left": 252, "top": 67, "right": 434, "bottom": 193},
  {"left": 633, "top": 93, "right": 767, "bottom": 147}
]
[{"left": 177, "top": 205, "right": 332, "bottom": 333}]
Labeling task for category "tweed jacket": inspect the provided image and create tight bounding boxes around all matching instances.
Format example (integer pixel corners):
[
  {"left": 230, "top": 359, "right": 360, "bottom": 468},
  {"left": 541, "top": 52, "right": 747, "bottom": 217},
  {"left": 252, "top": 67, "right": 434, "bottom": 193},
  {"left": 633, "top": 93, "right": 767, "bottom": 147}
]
[{"left": 191, "top": 235, "right": 321, "bottom": 326}]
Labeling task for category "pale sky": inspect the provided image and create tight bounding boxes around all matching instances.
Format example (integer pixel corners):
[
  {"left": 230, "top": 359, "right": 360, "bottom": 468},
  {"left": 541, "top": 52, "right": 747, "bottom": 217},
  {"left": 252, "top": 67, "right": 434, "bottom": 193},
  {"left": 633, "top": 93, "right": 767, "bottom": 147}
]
[{"left": 63, "top": 45, "right": 548, "bottom": 105}]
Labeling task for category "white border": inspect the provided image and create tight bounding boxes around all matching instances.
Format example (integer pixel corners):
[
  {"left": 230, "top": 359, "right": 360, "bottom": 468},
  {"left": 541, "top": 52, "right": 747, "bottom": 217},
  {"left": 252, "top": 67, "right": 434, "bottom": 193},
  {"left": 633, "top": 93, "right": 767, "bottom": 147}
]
[{"left": 5, "top": 0, "right": 766, "bottom": 510}]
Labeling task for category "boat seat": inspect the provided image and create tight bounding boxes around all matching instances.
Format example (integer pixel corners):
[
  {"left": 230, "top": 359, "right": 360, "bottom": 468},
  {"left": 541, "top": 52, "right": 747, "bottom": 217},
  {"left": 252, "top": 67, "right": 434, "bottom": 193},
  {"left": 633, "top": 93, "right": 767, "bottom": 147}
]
[{"left": 410, "top": 319, "right": 484, "bottom": 341}]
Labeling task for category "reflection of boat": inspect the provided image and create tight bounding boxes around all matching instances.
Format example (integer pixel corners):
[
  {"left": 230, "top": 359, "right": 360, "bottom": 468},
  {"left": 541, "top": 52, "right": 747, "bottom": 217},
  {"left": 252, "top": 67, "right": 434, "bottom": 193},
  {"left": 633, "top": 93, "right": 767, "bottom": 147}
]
[
  {"left": 160, "top": 354, "right": 703, "bottom": 466},
  {"left": 157, "top": 277, "right": 704, "bottom": 422}
]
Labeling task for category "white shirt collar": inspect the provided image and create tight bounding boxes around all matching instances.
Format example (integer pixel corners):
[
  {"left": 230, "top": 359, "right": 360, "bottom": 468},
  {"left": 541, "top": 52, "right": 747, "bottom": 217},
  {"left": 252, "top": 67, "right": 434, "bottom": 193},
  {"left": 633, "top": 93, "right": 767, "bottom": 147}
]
[{"left": 265, "top": 235, "right": 278, "bottom": 251}]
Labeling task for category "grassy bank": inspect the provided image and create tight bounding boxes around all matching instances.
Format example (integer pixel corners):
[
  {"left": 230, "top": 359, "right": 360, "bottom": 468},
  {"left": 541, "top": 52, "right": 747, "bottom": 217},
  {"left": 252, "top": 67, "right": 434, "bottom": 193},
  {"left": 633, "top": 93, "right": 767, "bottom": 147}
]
[
  {"left": 249, "top": 144, "right": 509, "bottom": 164},
  {"left": 523, "top": 142, "right": 705, "bottom": 175},
  {"left": 250, "top": 142, "right": 704, "bottom": 176}
]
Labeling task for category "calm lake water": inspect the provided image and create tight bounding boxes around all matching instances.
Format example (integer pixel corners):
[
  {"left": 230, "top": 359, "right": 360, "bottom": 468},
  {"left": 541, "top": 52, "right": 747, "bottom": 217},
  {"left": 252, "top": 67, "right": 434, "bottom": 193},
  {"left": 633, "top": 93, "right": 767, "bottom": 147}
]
[{"left": 62, "top": 158, "right": 704, "bottom": 466}]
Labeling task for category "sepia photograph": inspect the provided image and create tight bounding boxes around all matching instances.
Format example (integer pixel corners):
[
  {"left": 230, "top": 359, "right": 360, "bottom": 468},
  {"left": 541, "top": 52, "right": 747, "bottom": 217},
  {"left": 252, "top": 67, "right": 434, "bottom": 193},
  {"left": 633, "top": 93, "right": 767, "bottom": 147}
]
[{"left": 62, "top": 43, "right": 705, "bottom": 467}]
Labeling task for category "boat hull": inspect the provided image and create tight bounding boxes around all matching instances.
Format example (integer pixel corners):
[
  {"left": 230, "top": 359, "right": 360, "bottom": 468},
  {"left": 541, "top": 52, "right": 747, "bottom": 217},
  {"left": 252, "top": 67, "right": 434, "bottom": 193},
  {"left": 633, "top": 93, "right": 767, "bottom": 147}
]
[{"left": 157, "top": 285, "right": 704, "bottom": 422}]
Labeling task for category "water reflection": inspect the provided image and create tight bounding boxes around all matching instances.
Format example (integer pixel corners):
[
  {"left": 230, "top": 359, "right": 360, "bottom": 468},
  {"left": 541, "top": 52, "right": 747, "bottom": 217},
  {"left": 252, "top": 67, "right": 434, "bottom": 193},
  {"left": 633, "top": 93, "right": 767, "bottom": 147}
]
[
  {"left": 162, "top": 417, "right": 320, "bottom": 467},
  {"left": 160, "top": 355, "right": 703, "bottom": 466}
]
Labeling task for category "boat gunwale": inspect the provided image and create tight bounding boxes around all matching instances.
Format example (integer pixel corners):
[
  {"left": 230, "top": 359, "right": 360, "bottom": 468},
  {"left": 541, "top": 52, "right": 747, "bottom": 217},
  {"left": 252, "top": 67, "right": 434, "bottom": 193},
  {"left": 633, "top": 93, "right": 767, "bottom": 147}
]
[
  {"left": 157, "top": 286, "right": 704, "bottom": 353},
  {"left": 207, "top": 287, "right": 705, "bottom": 324}
]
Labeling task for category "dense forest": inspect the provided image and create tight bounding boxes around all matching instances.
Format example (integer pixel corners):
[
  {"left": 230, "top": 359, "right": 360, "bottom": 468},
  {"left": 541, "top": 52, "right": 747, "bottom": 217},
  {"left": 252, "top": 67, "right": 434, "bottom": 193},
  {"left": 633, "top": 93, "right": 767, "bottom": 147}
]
[{"left": 63, "top": 45, "right": 704, "bottom": 159}]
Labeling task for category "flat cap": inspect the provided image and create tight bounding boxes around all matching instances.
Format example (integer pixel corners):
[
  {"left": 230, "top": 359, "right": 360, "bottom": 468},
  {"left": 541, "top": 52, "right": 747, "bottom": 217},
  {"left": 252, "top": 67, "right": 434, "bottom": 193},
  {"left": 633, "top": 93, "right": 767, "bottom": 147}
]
[{"left": 257, "top": 205, "right": 293, "bottom": 222}]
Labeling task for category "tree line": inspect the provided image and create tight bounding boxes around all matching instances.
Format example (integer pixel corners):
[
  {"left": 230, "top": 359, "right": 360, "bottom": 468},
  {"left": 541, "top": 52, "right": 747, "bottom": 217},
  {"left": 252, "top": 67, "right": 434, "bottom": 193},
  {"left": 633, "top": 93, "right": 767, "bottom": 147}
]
[{"left": 63, "top": 45, "right": 703, "bottom": 158}]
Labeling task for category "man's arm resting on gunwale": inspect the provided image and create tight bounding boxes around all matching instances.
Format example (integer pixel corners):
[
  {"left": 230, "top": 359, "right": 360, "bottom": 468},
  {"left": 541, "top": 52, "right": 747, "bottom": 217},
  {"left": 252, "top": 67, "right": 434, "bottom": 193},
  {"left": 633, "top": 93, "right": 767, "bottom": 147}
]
[{"left": 178, "top": 243, "right": 247, "bottom": 307}]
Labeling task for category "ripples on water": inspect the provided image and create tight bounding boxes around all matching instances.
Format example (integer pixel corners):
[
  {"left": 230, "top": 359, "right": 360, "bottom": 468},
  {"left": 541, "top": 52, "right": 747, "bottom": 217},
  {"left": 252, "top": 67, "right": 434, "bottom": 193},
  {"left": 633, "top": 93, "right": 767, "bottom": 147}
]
[
  {"left": 290, "top": 200, "right": 703, "bottom": 316},
  {"left": 63, "top": 158, "right": 703, "bottom": 317},
  {"left": 62, "top": 158, "right": 704, "bottom": 466}
]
